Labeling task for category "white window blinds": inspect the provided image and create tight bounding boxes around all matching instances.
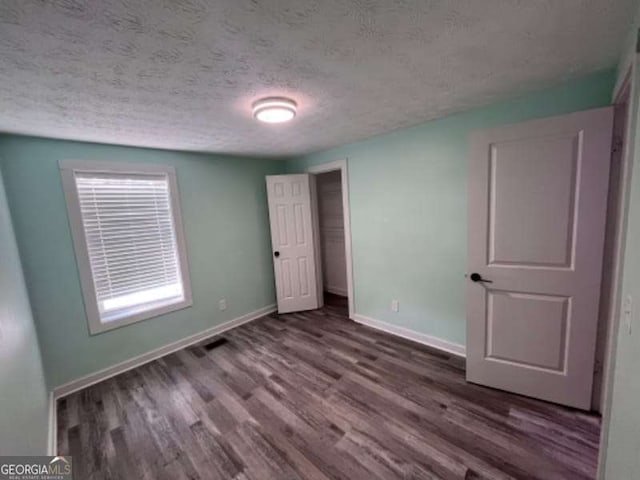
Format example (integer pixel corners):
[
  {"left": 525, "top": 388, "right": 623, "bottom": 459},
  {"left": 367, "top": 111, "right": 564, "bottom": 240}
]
[{"left": 74, "top": 172, "right": 185, "bottom": 322}]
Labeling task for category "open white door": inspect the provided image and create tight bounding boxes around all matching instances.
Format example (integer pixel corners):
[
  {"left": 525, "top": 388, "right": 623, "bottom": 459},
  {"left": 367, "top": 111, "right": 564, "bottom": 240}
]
[
  {"left": 467, "top": 107, "right": 613, "bottom": 410},
  {"left": 266, "top": 174, "right": 321, "bottom": 314}
]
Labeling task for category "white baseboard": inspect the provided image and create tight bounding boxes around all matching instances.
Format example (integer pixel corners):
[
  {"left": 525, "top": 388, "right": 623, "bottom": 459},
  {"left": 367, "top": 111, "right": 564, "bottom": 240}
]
[
  {"left": 48, "top": 392, "right": 57, "bottom": 455},
  {"left": 325, "top": 286, "right": 348, "bottom": 297},
  {"left": 52, "top": 304, "right": 277, "bottom": 400},
  {"left": 352, "top": 313, "right": 466, "bottom": 358}
]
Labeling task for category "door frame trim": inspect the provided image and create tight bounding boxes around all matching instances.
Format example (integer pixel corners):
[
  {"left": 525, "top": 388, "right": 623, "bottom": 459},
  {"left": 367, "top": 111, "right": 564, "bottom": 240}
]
[
  {"left": 597, "top": 58, "right": 636, "bottom": 479},
  {"left": 307, "top": 159, "right": 355, "bottom": 319},
  {"left": 594, "top": 66, "right": 633, "bottom": 410}
]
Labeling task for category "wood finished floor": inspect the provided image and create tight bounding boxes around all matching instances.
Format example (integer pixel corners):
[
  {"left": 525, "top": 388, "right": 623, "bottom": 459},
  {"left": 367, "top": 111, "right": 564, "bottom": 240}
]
[{"left": 57, "top": 294, "right": 601, "bottom": 480}]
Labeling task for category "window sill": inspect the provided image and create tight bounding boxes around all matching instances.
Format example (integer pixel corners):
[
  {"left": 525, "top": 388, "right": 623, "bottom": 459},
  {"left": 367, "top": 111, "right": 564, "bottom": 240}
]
[{"left": 88, "top": 297, "right": 193, "bottom": 335}]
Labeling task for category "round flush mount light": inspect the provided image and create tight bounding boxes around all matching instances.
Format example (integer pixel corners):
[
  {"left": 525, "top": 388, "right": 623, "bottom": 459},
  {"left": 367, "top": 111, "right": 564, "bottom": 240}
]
[{"left": 252, "top": 97, "right": 297, "bottom": 123}]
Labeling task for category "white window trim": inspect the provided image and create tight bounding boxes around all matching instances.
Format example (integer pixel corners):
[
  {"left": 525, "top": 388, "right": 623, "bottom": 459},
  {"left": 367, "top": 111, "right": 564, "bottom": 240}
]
[{"left": 60, "top": 160, "right": 193, "bottom": 335}]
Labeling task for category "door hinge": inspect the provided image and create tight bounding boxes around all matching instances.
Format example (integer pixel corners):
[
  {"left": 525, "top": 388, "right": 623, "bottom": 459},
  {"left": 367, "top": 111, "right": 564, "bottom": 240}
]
[
  {"left": 594, "top": 359, "right": 603, "bottom": 374},
  {"left": 612, "top": 136, "right": 624, "bottom": 155}
]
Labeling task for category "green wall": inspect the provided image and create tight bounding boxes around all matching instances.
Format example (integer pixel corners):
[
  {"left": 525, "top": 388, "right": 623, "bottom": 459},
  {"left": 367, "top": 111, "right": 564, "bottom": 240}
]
[
  {"left": 0, "top": 165, "right": 49, "bottom": 455},
  {"left": 0, "top": 136, "right": 285, "bottom": 388},
  {"left": 289, "top": 70, "right": 616, "bottom": 348}
]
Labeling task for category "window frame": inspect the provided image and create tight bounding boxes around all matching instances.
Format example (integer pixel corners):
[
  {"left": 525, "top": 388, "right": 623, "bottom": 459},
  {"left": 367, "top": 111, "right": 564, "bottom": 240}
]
[{"left": 60, "top": 160, "right": 193, "bottom": 335}]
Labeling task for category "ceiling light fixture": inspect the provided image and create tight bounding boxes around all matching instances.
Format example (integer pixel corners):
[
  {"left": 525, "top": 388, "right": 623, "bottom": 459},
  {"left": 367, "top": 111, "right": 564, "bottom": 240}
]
[{"left": 252, "top": 97, "right": 297, "bottom": 123}]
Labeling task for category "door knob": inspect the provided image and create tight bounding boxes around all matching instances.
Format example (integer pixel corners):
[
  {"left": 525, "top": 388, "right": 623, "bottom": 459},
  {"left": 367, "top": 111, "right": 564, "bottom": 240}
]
[
  {"left": 470, "top": 273, "right": 492, "bottom": 283},
  {"left": 274, "top": 251, "right": 280, "bottom": 258}
]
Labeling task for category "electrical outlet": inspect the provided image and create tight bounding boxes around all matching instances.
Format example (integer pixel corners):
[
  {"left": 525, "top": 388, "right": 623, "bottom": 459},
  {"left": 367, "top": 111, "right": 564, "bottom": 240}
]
[
  {"left": 623, "top": 294, "right": 633, "bottom": 335},
  {"left": 391, "top": 299, "right": 399, "bottom": 313},
  {"left": 219, "top": 298, "right": 227, "bottom": 311}
]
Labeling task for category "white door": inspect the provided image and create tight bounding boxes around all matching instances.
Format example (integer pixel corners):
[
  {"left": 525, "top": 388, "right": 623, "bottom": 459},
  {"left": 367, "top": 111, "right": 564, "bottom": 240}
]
[
  {"left": 467, "top": 107, "right": 613, "bottom": 409},
  {"left": 266, "top": 174, "right": 321, "bottom": 313}
]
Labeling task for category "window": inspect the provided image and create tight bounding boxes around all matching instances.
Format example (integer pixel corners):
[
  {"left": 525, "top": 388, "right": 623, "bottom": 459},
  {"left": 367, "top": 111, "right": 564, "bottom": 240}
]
[{"left": 60, "top": 161, "right": 192, "bottom": 334}]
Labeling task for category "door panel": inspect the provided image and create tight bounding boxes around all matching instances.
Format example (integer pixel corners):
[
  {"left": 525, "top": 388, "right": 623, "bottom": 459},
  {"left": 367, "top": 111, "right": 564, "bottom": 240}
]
[
  {"left": 467, "top": 107, "right": 613, "bottom": 409},
  {"left": 267, "top": 174, "right": 320, "bottom": 313},
  {"left": 487, "top": 291, "right": 568, "bottom": 371},
  {"left": 489, "top": 134, "right": 579, "bottom": 267}
]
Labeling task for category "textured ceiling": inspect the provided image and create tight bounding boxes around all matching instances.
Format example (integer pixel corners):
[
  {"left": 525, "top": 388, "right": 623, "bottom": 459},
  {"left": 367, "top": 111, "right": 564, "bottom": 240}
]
[{"left": 0, "top": 0, "right": 635, "bottom": 157}]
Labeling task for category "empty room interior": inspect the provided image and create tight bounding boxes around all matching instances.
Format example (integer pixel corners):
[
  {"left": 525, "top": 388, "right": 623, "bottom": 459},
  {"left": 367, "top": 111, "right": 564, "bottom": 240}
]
[{"left": 3, "top": 1, "right": 640, "bottom": 479}]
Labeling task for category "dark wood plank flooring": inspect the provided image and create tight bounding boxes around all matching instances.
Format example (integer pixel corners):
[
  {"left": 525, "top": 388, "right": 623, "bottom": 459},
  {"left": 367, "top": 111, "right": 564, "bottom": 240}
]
[{"left": 57, "top": 294, "right": 601, "bottom": 479}]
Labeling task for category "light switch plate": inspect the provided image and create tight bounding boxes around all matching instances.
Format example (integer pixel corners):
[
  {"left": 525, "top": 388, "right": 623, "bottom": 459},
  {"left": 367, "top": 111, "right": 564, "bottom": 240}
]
[
  {"left": 219, "top": 298, "right": 227, "bottom": 311},
  {"left": 623, "top": 294, "right": 632, "bottom": 335},
  {"left": 391, "top": 299, "right": 399, "bottom": 313}
]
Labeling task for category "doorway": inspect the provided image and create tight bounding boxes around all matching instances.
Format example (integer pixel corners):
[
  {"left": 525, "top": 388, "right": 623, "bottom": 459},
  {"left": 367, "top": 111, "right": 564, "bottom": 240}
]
[
  {"left": 315, "top": 170, "right": 348, "bottom": 307},
  {"left": 308, "top": 159, "right": 355, "bottom": 319},
  {"left": 264, "top": 161, "right": 355, "bottom": 318}
]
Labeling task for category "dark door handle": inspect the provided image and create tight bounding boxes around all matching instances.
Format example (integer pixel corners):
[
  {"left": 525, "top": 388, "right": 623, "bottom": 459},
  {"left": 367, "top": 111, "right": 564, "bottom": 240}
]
[
  {"left": 470, "top": 273, "right": 492, "bottom": 283},
  {"left": 274, "top": 251, "right": 280, "bottom": 258}
]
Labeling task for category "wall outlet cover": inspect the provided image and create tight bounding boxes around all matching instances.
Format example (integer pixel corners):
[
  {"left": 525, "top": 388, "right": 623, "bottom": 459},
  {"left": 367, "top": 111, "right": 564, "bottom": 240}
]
[{"left": 391, "top": 299, "right": 399, "bottom": 313}]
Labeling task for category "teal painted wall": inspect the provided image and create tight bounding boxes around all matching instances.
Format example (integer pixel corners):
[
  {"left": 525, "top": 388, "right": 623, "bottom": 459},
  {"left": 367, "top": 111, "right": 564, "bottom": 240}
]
[
  {"left": 0, "top": 136, "right": 285, "bottom": 388},
  {"left": 289, "top": 70, "right": 616, "bottom": 348},
  {"left": 0, "top": 165, "right": 49, "bottom": 455}
]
